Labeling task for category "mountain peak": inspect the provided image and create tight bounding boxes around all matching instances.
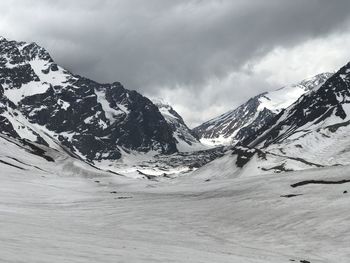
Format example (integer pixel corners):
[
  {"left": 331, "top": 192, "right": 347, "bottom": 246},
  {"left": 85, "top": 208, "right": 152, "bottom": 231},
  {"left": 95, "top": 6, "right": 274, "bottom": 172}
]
[
  {"left": 297, "top": 72, "right": 333, "bottom": 91},
  {"left": 152, "top": 98, "right": 171, "bottom": 107}
]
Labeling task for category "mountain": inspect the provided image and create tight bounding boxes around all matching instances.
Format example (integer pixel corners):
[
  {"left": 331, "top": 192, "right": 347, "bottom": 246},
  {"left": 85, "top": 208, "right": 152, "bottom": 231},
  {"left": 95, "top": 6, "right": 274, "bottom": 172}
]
[
  {"left": 0, "top": 37, "right": 178, "bottom": 162},
  {"left": 153, "top": 99, "right": 206, "bottom": 152},
  {"left": 243, "top": 61, "right": 350, "bottom": 166},
  {"left": 193, "top": 72, "right": 333, "bottom": 146}
]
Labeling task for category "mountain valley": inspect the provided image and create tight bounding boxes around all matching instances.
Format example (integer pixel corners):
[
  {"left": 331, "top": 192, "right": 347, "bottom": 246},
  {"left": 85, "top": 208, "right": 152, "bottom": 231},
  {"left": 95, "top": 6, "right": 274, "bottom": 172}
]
[{"left": 1, "top": 36, "right": 350, "bottom": 263}]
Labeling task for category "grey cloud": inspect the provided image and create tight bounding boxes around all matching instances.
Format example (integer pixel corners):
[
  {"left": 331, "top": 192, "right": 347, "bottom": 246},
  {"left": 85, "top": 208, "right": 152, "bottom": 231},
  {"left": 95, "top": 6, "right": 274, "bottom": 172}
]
[{"left": 1, "top": 0, "right": 350, "bottom": 126}]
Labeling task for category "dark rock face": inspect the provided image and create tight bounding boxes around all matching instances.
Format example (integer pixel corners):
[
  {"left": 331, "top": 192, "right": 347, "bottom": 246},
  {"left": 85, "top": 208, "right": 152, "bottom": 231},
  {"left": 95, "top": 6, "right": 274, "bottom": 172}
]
[
  {"left": 0, "top": 105, "right": 18, "bottom": 138},
  {"left": 0, "top": 83, "right": 19, "bottom": 138},
  {"left": 0, "top": 37, "right": 177, "bottom": 161},
  {"left": 232, "top": 105, "right": 276, "bottom": 143},
  {"left": 243, "top": 62, "right": 350, "bottom": 148}
]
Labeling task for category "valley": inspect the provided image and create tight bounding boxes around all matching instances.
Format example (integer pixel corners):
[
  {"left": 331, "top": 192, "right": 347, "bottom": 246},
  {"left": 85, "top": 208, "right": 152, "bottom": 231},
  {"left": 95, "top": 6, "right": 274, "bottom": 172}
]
[
  {"left": 1, "top": 35, "right": 350, "bottom": 263},
  {"left": 1, "top": 157, "right": 350, "bottom": 263}
]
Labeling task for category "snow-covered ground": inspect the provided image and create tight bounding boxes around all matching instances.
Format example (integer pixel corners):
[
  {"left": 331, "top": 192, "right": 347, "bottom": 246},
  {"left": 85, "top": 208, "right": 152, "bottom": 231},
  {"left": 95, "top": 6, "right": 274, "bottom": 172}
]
[{"left": 1, "top": 150, "right": 350, "bottom": 262}]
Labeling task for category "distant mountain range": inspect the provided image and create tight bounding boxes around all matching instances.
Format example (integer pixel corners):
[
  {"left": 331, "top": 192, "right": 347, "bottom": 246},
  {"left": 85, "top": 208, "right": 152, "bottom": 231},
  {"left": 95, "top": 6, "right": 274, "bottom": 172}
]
[
  {"left": 193, "top": 72, "right": 333, "bottom": 146},
  {"left": 198, "top": 61, "right": 350, "bottom": 178},
  {"left": 1, "top": 36, "right": 350, "bottom": 177}
]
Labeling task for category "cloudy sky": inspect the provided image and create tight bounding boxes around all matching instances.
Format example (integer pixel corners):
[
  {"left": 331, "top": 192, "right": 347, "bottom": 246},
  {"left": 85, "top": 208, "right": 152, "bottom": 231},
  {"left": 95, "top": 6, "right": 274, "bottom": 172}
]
[{"left": 1, "top": 0, "right": 350, "bottom": 127}]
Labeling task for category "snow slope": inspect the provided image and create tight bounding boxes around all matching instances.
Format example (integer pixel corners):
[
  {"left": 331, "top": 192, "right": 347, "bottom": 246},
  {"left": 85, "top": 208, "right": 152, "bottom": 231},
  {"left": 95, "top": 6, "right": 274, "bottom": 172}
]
[
  {"left": 0, "top": 133, "right": 115, "bottom": 178},
  {"left": 1, "top": 152, "right": 350, "bottom": 262}
]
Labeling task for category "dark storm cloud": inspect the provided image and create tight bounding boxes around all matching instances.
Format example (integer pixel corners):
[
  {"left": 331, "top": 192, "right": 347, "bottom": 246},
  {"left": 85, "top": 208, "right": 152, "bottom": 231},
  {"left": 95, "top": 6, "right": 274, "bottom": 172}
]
[{"left": 1, "top": 0, "right": 350, "bottom": 125}]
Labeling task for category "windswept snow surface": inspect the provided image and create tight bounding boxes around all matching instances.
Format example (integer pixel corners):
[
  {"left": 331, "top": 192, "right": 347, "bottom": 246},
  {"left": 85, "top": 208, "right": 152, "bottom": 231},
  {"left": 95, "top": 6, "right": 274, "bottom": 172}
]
[{"left": 1, "top": 148, "right": 350, "bottom": 262}]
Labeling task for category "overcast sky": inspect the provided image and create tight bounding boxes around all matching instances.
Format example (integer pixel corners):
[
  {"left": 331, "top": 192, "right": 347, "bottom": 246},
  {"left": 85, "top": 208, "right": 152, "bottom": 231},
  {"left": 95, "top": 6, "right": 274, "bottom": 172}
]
[{"left": 1, "top": 0, "right": 350, "bottom": 127}]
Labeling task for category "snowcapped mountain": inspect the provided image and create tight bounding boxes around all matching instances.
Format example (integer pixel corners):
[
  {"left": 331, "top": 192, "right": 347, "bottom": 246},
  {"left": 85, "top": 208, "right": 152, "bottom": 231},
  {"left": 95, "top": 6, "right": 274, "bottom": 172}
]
[
  {"left": 243, "top": 61, "right": 350, "bottom": 166},
  {"left": 193, "top": 72, "right": 333, "bottom": 146},
  {"left": 0, "top": 37, "right": 179, "bottom": 162},
  {"left": 153, "top": 99, "right": 206, "bottom": 152}
]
